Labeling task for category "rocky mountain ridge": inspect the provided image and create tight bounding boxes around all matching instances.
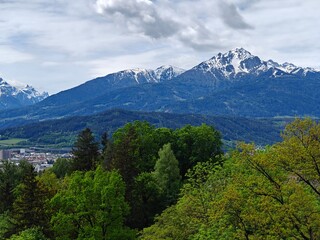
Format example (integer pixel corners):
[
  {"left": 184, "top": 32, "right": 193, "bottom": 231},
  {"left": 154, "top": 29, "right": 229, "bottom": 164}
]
[{"left": 0, "top": 78, "right": 48, "bottom": 110}]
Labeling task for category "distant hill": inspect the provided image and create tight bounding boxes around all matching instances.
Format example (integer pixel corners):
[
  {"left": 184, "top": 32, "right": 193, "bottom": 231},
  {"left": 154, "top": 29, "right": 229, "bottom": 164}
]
[{"left": 0, "top": 109, "right": 291, "bottom": 148}]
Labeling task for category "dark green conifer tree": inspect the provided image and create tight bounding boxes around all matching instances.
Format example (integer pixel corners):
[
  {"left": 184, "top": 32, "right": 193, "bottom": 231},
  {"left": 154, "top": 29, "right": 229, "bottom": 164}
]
[
  {"left": 0, "top": 161, "right": 20, "bottom": 213},
  {"left": 11, "top": 162, "right": 50, "bottom": 237},
  {"left": 71, "top": 128, "right": 99, "bottom": 171}
]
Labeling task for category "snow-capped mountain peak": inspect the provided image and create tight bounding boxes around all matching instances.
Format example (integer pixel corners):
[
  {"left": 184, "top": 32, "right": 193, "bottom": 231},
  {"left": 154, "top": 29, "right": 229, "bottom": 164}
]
[
  {"left": 227, "top": 47, "right": 254, "bottom": 61},
  {"left": 0, "top": 77, "right": 48, "bottom": 109},
  {"left": 110, "top": 65, "right": 185, "bottom": 85},
  {"left": 154, "top": 65, "right": 185, "bottom": 81},
  {"left": 193, "top": 48, "right": 320, "bottom": 81},
  {"left": 195, "top": 47, "right": 263, "bottom": 78},
  {"left": 267, "top": 60, "right": 318, "bottom": 77}
]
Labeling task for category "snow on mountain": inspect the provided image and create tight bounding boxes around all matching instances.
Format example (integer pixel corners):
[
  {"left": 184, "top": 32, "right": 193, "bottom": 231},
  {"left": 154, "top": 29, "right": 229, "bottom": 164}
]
[
  {"left": 153, "top": 65, "right": 186, "bottom": 81},
  {"left": 117, "top": 68, "right": 156, "bottom": 84},
  {"left": 193, "top": 48, "right": 319, "bottom": 80},
  {"left": 112, "top": 65, "right": 185, "bottom": 84},
  {"left": 0, "top": 78, "right": 48, "bottom": 109},
  {"left": 267, "top": 60, "right": 317, "bottom": 77},
  {"left": 194, "top": 48, "right": 264, "bottom": 78}
]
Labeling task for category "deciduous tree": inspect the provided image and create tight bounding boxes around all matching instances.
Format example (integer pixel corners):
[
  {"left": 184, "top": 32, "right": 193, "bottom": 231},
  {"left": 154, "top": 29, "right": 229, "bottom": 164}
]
[{"left": 50, "top": 167, "right": 135, "bottom": 240}]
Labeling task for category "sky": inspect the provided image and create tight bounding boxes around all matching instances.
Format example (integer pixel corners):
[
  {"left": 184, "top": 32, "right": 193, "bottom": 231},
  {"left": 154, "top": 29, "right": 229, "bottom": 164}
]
[{"left": 0, "top": 0, "right": 319, "bottom": 94}]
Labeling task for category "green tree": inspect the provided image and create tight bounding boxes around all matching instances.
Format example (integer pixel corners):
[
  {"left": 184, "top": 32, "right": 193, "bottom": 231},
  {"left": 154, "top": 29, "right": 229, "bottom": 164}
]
[
  {"left": 140, "top": 162, "right": 224, "bottom": 240},
  {"left": 108, "top": 121, "right": 164, "bottom": 173},
  {"left": 10, "top": 162, "right": 50, "bottom": 238},
  {"left": 0, "top": 161, "right": 20, "bottom": 213},
  {"left": 51, "top": 158, "right": 72, "bottom": 178},
  {"left": 71, "top": 128, "right": 99, "bottom": 171},
  {"left": 141, "top": 134, "right": 320, "bottom": 239},
  {"left": 173, "top": 124, "right": 222, "bottom": 177},
  {"left": 50, "top": 167, "right": 135, "bottom": 240},
  {"left": 130, "top": 172, "right": 162, "bottom": 229},
  {"left": 108, "top": 124, "right": 139, "bottom": 196},
  {"left": 154, "top": 143, "right": 181, "bottom": 206},
  {"left": 0, "top": 211, "right": 13, "bottom": 239},
  {"left": 37, "top": 170, "right": 60, "bottom": 199},
  {"left": 274, "top": 118, "right": 320, "bottom": 197},
  {"left": 8, "top": 227, "right": 47, "bottom": 240}
]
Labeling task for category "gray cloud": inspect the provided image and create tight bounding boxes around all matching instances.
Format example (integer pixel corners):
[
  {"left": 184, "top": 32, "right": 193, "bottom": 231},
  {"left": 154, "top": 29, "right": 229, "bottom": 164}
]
[
  {"left": 96, "top": 0, "right": 251, "bottom": 51},
  {"left": 95, "top": 0, "right": 180, "bottom": 39},
  {"left": 218, "top": 1, "right": 253, "bottom": 29},
  {"left": 94, "top": 0, "right": 251, "bottom": 51}
]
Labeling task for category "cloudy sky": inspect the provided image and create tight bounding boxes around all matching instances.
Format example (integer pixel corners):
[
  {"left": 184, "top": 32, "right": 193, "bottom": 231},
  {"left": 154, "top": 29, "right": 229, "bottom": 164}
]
[{"left": 0, "top": 0, "right": 319, "bottom": 94}]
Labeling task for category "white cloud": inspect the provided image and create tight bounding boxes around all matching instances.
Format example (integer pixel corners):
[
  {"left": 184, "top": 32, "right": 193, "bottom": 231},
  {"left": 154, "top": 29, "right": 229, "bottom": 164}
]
[
  {"left": 239, "top": 0, "right": 320, "bottom": 67},
  {"left": 0, "top": 45, "right": 33, "bottom": 63}
]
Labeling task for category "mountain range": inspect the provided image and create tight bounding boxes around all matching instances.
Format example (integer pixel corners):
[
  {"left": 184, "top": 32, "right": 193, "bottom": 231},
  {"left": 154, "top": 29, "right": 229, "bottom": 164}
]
[
  {"left": 0, "top": 78, "right": 48, "bottom": 110},
  {"left": 0, "top": 48, "right": 319, "bottom": 131}
]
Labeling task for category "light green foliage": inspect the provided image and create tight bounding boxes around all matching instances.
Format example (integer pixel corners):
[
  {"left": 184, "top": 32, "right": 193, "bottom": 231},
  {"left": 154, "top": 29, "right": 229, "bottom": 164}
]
[
  {"left": 8, "top": 227, "right": 47, "bottom": 240},
  {"left": 0, "top": 138, "right": 27, "bottom": 147},
  {"left": 50, "top": 167, "right": 135, "bottom": 240},
  {"left": 154, "top": 143, "right": 181, "bottom": 205},
  {"left": 141, "top": 119, "right": 320, "bottom": 240},
  {"left": 0, "top": 212, "right": 13, "bottom": 239},
  {"left": 140, "top": 161, "right": 227, "bottom": 240},
  {"left": 274, "top": 118, "right": 320, "bottom": 197}
]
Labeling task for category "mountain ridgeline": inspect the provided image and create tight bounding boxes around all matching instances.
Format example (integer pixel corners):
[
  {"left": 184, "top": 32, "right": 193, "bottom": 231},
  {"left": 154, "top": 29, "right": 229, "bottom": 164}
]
[{"left": 0, "top": 48, "right": 319, "bottom": 130}]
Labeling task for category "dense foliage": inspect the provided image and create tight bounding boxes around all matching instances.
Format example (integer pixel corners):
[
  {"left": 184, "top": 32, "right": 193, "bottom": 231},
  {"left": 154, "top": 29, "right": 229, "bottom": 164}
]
[
  {"left": 2, "top": 119, "right": 320, "bottom": 239},
  {"left": 0, "top": 121, "right": 222, "bottom": 239},
  {"left": 50, "top": 167, "right": 135, "bottom": 240},
  {"left": 141, "top": 118, "right": 320, "bottom": 239}
]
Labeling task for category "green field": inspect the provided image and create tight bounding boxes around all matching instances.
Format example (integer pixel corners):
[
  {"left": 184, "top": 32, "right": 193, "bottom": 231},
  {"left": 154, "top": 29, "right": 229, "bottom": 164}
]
[{"left": 0, "top": 138, "right": 27, "bottom": 146}]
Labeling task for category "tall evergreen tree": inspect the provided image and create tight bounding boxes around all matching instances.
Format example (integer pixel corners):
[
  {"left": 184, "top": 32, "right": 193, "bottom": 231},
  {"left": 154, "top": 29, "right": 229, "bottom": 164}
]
[
  {"left": 154, "top": 143, "right": 181, "bottom": 206},
  {"left": 0, "top": 161, "right": 20, "bottom": 213},
  {"left": 71, "top": 128, "right": 99, "bottom": 171},
  {"left": 10, "top": 162, "right": 50, "bottom": 237},
  {"left": 109, "top": 125, "right": 139, "bottom": 199}
]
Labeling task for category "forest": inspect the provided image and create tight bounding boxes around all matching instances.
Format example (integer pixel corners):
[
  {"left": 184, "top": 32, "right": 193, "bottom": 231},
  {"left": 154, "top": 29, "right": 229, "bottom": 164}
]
[{"left": 0, "top": 119, "right": 320, "bottom": 239}]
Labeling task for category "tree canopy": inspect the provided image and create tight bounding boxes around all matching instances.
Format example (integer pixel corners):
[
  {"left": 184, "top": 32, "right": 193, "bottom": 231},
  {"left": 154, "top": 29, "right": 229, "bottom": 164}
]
[
  {"left": 140, "top": 118, "right": 320, "bottom": 240},
  {"left": 50, "top": 167, "right": 135, "bottom": 240}
]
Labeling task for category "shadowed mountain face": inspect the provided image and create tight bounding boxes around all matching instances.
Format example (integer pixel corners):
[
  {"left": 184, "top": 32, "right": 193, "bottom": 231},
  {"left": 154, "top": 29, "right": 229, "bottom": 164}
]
[{"left": 0, "top": 48, "right": 319, "bottom": 129}]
